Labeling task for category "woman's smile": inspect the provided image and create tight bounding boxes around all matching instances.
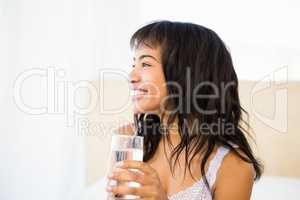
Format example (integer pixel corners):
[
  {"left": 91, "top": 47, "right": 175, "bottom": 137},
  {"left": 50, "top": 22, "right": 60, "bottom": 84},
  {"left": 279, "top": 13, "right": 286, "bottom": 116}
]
[{"left": 130, "top": 88, "right": 148, "bottom": 101}]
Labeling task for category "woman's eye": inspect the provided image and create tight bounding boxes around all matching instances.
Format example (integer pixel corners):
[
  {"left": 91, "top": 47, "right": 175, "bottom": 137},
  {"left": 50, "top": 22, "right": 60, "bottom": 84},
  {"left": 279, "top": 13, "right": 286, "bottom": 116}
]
[
  {"left": 142, "top": 63, "right": 151, "bottom": 67},
  {"left": 131, "top": 63, "right": 151, "bottom": 68}
]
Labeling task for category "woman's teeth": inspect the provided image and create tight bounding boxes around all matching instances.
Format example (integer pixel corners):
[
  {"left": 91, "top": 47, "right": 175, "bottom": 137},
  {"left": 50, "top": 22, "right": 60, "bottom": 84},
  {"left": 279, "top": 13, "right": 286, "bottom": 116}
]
[
  {"left": 134, "top": 90, "right": 147, "bottom": 95},
  {"left": 130, "top": 89, "right": 148, "bottom": 100}
]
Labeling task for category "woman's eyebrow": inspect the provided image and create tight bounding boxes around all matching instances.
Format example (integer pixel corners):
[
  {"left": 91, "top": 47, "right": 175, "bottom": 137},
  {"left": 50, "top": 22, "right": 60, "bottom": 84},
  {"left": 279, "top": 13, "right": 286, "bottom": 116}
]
[{"left": 133, "top": 54, "right": 160, "bottom": 63}]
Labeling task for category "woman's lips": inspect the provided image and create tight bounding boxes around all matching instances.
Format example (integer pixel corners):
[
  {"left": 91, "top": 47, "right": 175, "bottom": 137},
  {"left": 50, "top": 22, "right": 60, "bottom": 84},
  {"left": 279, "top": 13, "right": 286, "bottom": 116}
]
[{"left": 130, "top": 89, "right": 148, "bottom": 101}]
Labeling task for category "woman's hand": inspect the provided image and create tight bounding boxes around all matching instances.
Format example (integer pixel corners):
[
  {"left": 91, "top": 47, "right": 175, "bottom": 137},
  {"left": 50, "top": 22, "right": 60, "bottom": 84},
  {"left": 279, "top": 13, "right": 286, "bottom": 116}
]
[{"left": 106, "top": 160, "right": 169, "bottom": 200}]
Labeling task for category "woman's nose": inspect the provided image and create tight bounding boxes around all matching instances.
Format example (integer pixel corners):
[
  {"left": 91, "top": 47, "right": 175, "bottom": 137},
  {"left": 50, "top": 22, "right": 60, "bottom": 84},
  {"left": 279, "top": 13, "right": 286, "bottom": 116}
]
[{"left": 129, "top": 68, "right": 140, "bottom": 84}]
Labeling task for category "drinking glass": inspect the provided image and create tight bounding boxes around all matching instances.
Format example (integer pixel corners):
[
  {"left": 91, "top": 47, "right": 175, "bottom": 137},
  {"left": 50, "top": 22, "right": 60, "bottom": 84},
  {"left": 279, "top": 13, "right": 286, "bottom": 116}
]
[{"left": 106, "top": 131, "right": 144, "bottom": 200}]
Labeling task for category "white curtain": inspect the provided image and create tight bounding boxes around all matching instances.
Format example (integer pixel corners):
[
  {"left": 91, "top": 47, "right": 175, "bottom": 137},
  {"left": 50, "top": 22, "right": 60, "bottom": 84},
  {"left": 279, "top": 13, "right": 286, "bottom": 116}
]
[{"left": 0, "top": 0, "right": 140, "bottom": 199}]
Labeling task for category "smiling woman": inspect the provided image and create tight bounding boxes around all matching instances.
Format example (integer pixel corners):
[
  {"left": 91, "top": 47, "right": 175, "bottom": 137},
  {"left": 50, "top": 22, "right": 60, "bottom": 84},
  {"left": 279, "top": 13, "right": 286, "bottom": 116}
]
[{"left": 106, "top": 20, "right": 263, "bottom": 200}]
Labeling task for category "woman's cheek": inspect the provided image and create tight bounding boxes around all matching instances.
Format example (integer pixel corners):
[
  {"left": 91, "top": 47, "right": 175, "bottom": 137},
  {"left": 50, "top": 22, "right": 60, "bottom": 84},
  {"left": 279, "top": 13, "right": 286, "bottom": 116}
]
[
  {"left": 131, "top": 91, "right": 158, "bottom": 113},
  {"left": 150, "top": 87, "right": 167, "bottom": 110},
  {"left": 143, "top": 91, "right": 160, "bottom": 110}
]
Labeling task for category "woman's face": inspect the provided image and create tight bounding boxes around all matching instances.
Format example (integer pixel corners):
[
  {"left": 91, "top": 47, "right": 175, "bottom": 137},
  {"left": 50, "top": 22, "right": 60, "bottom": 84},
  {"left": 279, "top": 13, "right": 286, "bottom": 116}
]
[{"left": 129, "top": 43, "right": 168, "bottom": 114}]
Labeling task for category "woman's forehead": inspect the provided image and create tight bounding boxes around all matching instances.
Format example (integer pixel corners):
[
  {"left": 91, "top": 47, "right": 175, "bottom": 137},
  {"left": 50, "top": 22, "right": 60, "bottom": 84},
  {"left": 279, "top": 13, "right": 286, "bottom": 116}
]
[{"left": 133, "top": 43, "right": 161, "bottom": 60}]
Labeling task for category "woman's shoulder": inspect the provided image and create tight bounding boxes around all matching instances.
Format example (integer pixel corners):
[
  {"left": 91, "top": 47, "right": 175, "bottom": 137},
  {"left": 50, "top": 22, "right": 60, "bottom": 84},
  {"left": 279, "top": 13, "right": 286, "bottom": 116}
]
[
  {"left": 213, "top": 145, "right": 255, "bottom": 199},
  {"left": 222, "top": 147, "right": 255, "bottom": 176},
  {"left": 218, "top": 144, "right": 255, "bottom": 178}
]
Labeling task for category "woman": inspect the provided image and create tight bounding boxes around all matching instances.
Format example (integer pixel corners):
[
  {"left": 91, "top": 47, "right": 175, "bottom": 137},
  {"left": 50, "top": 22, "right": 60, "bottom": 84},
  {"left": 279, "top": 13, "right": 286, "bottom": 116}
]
[{"left": 106, "top": 20, "right": 263, "bottom": 200}]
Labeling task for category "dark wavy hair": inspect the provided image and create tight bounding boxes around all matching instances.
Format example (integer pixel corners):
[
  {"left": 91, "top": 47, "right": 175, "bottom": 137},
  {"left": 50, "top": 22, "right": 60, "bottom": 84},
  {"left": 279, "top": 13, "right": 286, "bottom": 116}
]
[{"left": 130, "top": 20, "right": 263, "bottom": 196}]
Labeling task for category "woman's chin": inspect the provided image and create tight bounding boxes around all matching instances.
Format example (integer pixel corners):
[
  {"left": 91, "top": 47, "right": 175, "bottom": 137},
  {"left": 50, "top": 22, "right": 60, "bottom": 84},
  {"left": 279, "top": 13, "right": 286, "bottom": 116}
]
[
  {"left": 132, "top": 101, "right": 159, "bottom": 115},
  {"left": 131, "top": 101, "right": 145, "bottom": 114},
  {"left": 132, "top": 105, "right": 149, "bottom": 114}
]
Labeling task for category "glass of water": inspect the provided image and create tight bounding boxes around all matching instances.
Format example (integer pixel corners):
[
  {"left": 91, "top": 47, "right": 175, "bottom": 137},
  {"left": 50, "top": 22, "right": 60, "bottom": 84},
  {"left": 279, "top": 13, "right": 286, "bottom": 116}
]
[{"left": 106, "top": 131, "right": 144, "bottom": 200}]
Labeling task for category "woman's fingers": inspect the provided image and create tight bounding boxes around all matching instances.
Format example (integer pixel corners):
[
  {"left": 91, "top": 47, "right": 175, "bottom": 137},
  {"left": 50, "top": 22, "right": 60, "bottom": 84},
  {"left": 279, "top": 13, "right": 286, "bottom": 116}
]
[
  {"left": 106, "top": 160, "right": 165, "bottom": 199},
  {"left": 107, "top": 184, "right": 157, "bottom": 197},
  {"left": 108, "top": 168, "right": 148, "bottom": 185},
  {"left": 116, "top": 160, "right": 156, "bottom": 175}
]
